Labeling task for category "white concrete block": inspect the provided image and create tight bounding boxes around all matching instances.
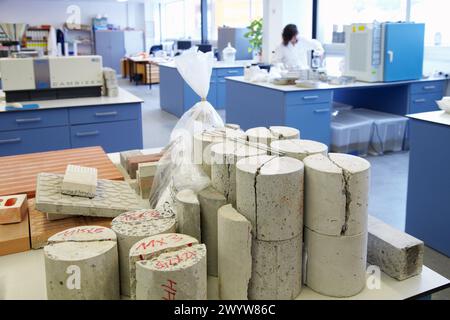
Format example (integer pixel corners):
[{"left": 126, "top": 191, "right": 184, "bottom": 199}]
[
  {"left": 269, "top": 126, "right": 300, "bottom": 140},
  {"left": 368, "top": 215, "right": 424, "bottom": 281},
  {"left": 138, "top": 161, "right": 159, "bottom": 178},
  {"left": 304, "top": 227, "right": 367, "bottom": 298},
  {"left": 111, "top": 209, "right": 177, "bottom": 297},
  {"left": 44, "top": 226, "right": 120, "bottom": 300},
  {"left": 61, "top": 165, "right": 98, "bottom": 198},
  {"left": 303, "top": 153, "right": 370, "bottom": 237},
  {"left": 175, "top": 189, "right": 201, "bottom": 242},
  {"left": 211, "top": 141, "right": 267, "bottom": 207},
  {"left": 218, "top": 205, "right": 252, "bottom": 300},
  {"left": 249, "top": 235, "right": 302, "bottom": 300},
  {"left": 271, "top": 139, "right": 328, "bottom": 161},
  {"left": 198, "top": 187, "right": 227, "bottom": 277},
  {"left": 236, "top": 155, "right": 304, "bottom": 241},
  {"left": 136, "top": 244, "right": 207, "bottom": 300},
  {"left": 193, "top": 128, "right": 246, "bottom": 177},
  {"left": 129, "top": 233, "right": 199, "bottom": 299}
]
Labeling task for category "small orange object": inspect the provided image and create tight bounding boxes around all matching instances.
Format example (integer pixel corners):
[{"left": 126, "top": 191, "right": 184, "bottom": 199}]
[{"left": 0, "top": 194, "right": 28, "bottom": 225}]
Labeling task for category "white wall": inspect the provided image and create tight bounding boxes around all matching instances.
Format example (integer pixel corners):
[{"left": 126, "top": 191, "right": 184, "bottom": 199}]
[
  {"left": 0, "top": 0, "right": 145, "bottom": 30},
  {"left": 262, "top": 0, "right": 313, "bottom": 63}
]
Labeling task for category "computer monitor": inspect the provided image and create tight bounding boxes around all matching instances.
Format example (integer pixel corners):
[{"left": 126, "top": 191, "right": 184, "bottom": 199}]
[
  {"left": 177, "top": 40, "right": 192, "bottom": 50},
  {"left": 197, "top": 44, "right": 212, "bottom": 53}
]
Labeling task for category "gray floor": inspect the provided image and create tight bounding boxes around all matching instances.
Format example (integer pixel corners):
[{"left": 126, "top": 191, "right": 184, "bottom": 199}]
[{"left": 120, "top": 79, "right": 449, "bottom": 299}]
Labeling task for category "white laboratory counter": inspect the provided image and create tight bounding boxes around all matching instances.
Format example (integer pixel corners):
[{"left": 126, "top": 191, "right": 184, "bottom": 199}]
[
  {"left": 226, "top": 76, "right": 448, "bottom": 92},
  {"left": 0, "top": 87, "right": 143, "bottom": 113},
  {"left": 159, "top": 60, "right": 254, "bottom": 69},
  {"left": 407, "top": 110, "right": 450, "bottom": 126}
]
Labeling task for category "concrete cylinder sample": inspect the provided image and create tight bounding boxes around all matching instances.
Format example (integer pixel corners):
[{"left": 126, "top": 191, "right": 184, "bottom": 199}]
[
  {"left": 129, "top": 233, "right": 199, "bottom": 299},
  {"left": 246, "top": 127, "right": 277, "bottom": 146},
  {"left": 271, "top": 139, "right": 328, "bottom": 161},
  {"left": 44, "top": 226, "right": 120, "bottom": 300},
  {"left": 249, "top": 235, "right": 302, "bottom": 300},
  {"left": 218, "top": 204, "right": 252, "bottom": 300},
  {"left": 175, "top": 189, "right": 201, "bottom": 242},
  {"left": 136, "top": 244, "right": 207, "bottom": 300},
  {"left": 111, "top": 209, "right": 177, "bottom": 297},
  {"left": 269, "top": 126, "right": 300, "bottom": 140},
  {"left": 211, "top": 141, "right": 267, "bottom": 207},
  {"left": 304, "top": 227, "right": 367, "bottom": 297},
  {"left": 193, "top": 128, "right": 246, "bottom": 177},
  {"left": 198, "top": 186, "right": 227, "bottom": 277},
  {"left": 303, "top": 153, "right": 370, "bottom": 237},
  {"left": 236, "top": 155, "right": 304, "bottom": 241}
]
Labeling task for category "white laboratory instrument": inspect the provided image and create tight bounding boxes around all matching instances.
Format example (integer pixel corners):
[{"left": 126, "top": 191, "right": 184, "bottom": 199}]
[{"left": 0, "top": 55, "right": 104, "bottom": 102}]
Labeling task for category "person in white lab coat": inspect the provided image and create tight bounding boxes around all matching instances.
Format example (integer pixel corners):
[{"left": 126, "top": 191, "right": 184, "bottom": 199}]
[{"left": 272, "top": 24, "right": 324, "bottom": 69}]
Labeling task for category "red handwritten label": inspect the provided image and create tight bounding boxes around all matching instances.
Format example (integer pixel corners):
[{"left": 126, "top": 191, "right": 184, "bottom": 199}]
[
  {"left": 154, "top": 250, "right": 198, "bottom": 270},
  {"left": 161, "top": 279, "right": 177, "bottom": 300},
  {"left": 135, "top": 238, "right": 168, "bottom": 251},
  {"left": 61, "top": 227, "right": 105, "bottom": 236},
  {"left": 119, "top": 210, "right": 162, "bottom": 222}
]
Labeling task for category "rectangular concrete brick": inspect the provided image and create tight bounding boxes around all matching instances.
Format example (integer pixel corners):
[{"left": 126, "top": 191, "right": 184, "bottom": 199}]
[
  {"left": 138, "top": 162, "right": 159, "bottom": 178},
  {"left": 61, "top": 165, "right": 98, "bottom": 198},
  {"left": 127, "top": 153, "right": 163, "bottom": 179},
  {"left": 35, "top": 173, "right": 143, "bottom": 218},
  {"left": 120, "top": 150, "right": 143, "bottom": 175},
  {"left": 137, "top": 172, "right": 153, "bottom": 200},
  {"left": 368, "top": 215, "right": 424, "bottom": 281}
]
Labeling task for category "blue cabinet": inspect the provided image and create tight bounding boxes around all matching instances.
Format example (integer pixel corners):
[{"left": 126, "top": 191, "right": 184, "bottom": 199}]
[
  {"left": 71, "top": 120, "right": 142, "bottom": 153},
  {"left": 0, "top": 126, "right": 71, "bottom": 156},
  {"left": 160, "top": 65, "right": 244, "bottom": 117},
  {"left": 408, "top": 81, "right": 444, "bottom": 114},
  {"left": 0, "top": 102, "right": 143, "bottom": 156}
]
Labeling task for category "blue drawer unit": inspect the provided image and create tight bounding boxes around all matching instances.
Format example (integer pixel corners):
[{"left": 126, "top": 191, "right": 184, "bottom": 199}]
[
  {"left": 160, "top": 65, "right": 244, "bottom": 117},
  {"left": 69, "top": 103, "right": 141, "bottom": 125},
  {"left": 285, "top": 103, "right": 332, "bottom": 145},
  {"left": 217, "top": 67, "right": 244, "bottom": 77},
  {"left": 0, "top": 109, "right": 68, "bottom": 132},
  {"left": 410, "top": 81, "right": 445, "bottom": 94},
  {"left": 409, "top": 92, "right": 443, "bottom": 114},
  {"left": 0, "top": 127, "right": 71, "bottom": 156},
  {"left": 70, "top": 120, "right": 142, "bottom": 153},
  {"left": 285, "top": 90, "right": 332, "bottom": 106}
]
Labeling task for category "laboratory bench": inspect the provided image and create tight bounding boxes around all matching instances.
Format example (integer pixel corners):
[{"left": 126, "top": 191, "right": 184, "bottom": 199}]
[
  {"left": 0, "top": 88, "right": 144, "bottom": 156},
  {"left": 406, "top": 111, "right": 450, "bottom": 257},
  {"left": 159, "top": 61, "right": 252, "bottom": 117},
  {"left": 226, "top": 76, "right": 448, "bottom": 146}
]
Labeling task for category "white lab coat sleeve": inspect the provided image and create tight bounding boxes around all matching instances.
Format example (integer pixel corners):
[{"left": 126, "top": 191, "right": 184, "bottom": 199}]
[{"left": 299, "top": 37, "right": 324, "bottom": 54}]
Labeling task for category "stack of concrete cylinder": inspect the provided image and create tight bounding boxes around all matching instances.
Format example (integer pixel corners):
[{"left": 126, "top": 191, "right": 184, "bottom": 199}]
[{"left": 302, "top": 153, "right": 370, "bottom": 297}]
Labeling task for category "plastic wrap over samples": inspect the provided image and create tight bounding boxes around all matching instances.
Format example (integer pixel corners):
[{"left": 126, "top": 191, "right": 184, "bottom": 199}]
[{"left": 149, "top": 50, "right": 225, "bottom": 214}]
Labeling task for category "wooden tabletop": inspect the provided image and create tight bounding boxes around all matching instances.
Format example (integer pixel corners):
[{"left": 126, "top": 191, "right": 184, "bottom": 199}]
[{"left": 0, "top": 147, "right": 124, "bottom": 198}]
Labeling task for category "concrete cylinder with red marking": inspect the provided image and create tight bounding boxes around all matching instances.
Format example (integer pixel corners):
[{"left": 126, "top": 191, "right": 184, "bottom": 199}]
[{"left": 44, "top": 226, "right": 120, "bottom": 300}]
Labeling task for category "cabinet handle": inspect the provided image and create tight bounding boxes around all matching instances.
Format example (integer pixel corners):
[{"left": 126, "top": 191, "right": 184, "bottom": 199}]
[
  {"left": 303, "top": 96, "right": 319, "bottom": 100},
  {"left": 219, "top": 80, "right": 226, "bottom": 84},
  {"left": 314, "top": 108, "right": 330, "bottom": 114},
  {"left": 0, "top": 138, "right": 21, "bottom": 144},
  {"left": 414, "top": 98, "right": 426, "bottom": 103},
  {"left": 95, "top": 111, "right": 118, "bottom": 117},
  {"left": 15, "top": 117, "right": 42, "bottom": 124},
  {"left": 76, "top": 131, "right": 100, "bottom": 137},
  {"left": 424, "top": 86, "right": 436, "bottom": 90},
  {"left": 227, "top": 70, "right": 240, "bottom": 74}
]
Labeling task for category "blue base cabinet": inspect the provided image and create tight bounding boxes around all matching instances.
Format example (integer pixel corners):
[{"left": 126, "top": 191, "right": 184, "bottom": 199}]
[
  {"left": 0, "top": 103, "right": 143, "bottom": 156},
  {"left": 160, "top": 65, "right": 244, "bottom": 117},
  {"left": 406, "top": 118, "right": 450, "bottom": 257}
]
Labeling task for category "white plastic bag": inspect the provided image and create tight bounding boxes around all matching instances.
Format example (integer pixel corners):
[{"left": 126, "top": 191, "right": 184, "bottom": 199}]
[{"left": 149, "top": 50, "right": 225, "bottom": 213}]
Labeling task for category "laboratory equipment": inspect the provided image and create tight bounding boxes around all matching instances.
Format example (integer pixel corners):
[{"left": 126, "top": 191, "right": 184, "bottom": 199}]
[
  {"left": 177, "top": 40, "right": 192, "bottom": 51},
  {"left": 218, "top": 27, "right": 252, "bottom": 61},
  {"left": 344, "top": 22, "right": 425, "bottom": 82},
  {"left": 436, "top": 97, "right": 450, "bottom": 114},
  {"left": 0, "top": 23, "right": 27, "bottom": 53},
  {"left": 222, "top": 43, "right": 236, "bottom": 63},
  {"left": 0, "top": 55, "right": 104, "bottom": 102}
]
